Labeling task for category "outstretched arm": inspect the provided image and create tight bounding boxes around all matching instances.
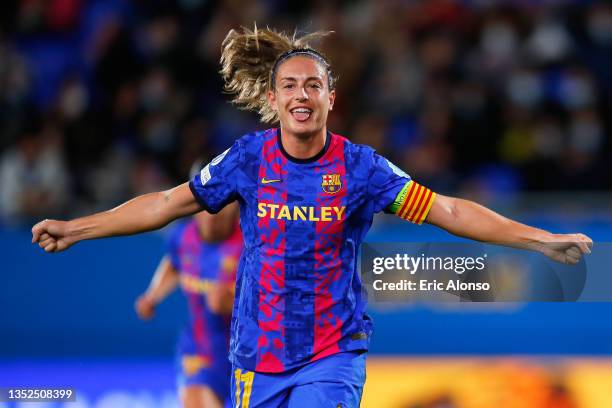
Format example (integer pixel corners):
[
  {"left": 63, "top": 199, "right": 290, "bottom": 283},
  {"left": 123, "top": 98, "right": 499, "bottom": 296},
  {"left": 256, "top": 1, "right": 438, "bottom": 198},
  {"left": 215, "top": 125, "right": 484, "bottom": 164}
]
[
  {"left": 425, "top": 194, "right": 592, "bottom": 264},
  {"left": 32, "top": 182, "right": 201, "bottom": 252},
  {"left": 135, "top": 256, "right": 180, "bottom": 320}
]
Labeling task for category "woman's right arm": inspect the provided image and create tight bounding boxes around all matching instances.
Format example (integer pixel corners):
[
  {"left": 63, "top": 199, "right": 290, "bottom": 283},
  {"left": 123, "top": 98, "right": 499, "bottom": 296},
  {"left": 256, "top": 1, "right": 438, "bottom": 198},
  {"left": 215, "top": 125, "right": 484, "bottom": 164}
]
[{"left": 32, "top": 182, "right": 201, "bottom": 253}]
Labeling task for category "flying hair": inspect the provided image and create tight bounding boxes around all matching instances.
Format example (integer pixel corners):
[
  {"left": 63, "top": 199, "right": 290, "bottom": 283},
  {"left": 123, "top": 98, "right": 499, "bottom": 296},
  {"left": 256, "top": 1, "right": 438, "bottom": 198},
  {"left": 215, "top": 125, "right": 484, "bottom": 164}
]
[{"left": 220, "top": 24, "right": 335, "bottom": 124}]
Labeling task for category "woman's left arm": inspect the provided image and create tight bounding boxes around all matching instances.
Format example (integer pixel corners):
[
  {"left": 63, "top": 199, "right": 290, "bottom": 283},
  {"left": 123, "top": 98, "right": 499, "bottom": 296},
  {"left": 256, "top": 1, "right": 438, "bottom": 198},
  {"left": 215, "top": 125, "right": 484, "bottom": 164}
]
[{"left": 425, "top": 195, "right": 592, "bottom": 264}]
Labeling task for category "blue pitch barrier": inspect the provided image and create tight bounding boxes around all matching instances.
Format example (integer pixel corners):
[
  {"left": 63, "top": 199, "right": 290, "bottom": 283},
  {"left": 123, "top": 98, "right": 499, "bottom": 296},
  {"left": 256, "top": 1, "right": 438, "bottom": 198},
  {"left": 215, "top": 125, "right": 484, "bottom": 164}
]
[{"left": 2, "top": 216, "right": 612, "bottom": 357}]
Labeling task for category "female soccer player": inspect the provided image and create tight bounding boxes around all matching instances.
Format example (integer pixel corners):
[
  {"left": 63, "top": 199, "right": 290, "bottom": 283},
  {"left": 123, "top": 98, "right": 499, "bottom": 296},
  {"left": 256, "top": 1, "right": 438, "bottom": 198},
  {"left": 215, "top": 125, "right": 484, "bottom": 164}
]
[
  {"left": 33, "top": 27, "right": 592, "bottom": 408},
  {"left": 135, "top": 202, "right": 241, "bottom": 408}
]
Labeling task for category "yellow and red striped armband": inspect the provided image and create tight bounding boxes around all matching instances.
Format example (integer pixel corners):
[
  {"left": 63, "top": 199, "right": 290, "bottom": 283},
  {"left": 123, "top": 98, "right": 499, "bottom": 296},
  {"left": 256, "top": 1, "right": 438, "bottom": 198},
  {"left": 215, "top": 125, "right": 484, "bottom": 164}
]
[{"left": 388, "top": 181, "right": 436, "bottom": 225}]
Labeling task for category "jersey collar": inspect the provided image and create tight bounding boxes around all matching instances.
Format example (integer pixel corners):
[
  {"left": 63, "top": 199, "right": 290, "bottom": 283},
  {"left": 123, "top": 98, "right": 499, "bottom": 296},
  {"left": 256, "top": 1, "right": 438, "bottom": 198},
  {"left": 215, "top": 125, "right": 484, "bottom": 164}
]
[{"left": 276, "top": 128, "right": 332, "bottom": 164}]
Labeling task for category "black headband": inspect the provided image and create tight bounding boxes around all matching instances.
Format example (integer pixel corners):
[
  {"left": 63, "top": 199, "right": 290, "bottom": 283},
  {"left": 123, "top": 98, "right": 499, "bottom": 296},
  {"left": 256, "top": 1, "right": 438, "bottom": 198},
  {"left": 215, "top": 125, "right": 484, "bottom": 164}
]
[{"left": 271, "top": 48, "right": 334, "bottom": 90}]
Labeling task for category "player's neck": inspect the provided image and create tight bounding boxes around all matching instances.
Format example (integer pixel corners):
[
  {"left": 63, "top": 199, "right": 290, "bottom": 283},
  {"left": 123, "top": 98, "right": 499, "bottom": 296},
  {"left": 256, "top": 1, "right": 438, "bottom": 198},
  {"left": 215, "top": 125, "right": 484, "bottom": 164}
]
[{"left": 279, "top": 127, "right": 327, "bottom": 160}]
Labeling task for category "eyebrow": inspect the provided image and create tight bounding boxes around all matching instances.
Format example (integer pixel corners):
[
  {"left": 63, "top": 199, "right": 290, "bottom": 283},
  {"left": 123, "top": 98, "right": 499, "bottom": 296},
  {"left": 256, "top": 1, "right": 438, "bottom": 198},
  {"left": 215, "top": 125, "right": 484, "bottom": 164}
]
[{"left": 280, "top": 76, "right": 324, "bottom": 82}]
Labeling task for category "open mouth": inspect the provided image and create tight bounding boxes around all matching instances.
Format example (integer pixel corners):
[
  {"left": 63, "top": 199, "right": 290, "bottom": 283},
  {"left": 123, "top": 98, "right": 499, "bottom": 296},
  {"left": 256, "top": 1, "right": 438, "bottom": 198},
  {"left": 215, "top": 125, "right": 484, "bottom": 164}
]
[{"left": 290, "top": 107, "right": 312, "bottom": 122}]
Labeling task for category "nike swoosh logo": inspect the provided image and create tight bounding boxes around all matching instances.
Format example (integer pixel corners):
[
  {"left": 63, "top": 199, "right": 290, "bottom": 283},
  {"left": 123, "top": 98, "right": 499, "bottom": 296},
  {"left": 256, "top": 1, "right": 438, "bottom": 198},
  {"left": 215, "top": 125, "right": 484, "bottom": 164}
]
[{"left": 261, "top": 178, "right": 281, "bottom": 184}]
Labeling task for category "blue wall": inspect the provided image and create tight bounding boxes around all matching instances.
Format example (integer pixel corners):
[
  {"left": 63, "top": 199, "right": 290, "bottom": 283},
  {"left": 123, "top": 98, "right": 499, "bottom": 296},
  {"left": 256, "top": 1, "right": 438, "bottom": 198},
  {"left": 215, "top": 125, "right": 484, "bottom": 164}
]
[{"left": 3, "top": 217, "right": 612, "bottom": 357}]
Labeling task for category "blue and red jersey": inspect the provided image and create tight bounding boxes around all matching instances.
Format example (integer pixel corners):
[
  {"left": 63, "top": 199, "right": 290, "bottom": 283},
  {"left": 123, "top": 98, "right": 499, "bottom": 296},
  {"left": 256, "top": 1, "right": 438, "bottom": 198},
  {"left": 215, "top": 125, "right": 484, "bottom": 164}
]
[
  {"left": 168, "top": 220, "right": 243, "bottom": 368},
  {"left": 189, "top": 128, "right": 435, "bottom": 373}
]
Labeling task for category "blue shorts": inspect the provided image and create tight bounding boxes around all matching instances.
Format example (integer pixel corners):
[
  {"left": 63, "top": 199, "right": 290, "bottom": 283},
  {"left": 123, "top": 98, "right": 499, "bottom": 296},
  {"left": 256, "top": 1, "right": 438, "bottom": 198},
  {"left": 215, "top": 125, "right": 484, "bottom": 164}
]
[
  {"left": 176, "top": 330, "right": 231, "bottom": 402},
  {"left": 231, "top": 351, "right": 366, "bottom": 408}
]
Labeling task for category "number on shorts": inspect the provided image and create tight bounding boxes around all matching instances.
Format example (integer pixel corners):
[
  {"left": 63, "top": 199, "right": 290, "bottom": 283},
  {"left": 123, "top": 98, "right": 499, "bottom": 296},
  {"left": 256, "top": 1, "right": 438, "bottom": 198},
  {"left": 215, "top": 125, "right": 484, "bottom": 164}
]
[{"left": 234, "top": 368, "right": 254, "bottom": 408}]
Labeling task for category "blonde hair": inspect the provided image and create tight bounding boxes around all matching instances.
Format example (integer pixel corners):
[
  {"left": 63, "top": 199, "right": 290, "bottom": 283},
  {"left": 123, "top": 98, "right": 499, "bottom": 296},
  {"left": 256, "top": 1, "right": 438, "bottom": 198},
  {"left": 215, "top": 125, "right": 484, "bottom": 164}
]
[{"left": 220, "top": 25, "right": 334, "bottom": 124}]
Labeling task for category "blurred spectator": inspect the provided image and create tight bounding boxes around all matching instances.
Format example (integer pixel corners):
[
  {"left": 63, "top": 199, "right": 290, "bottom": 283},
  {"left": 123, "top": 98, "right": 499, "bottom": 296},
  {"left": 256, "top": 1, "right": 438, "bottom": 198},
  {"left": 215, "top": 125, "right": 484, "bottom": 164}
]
[
  {"left": 0, "top": 120, "right": 69, "bottom": 224},
  {"left": 1, "top": 0, "right": 611, "bottom": 223}
]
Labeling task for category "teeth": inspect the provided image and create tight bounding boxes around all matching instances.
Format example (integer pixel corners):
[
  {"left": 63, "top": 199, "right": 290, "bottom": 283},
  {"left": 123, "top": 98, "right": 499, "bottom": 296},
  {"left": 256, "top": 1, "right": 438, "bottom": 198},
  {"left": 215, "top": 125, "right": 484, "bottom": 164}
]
[{"left": 292, "top": 108, "right": 312, "bottom": 113}]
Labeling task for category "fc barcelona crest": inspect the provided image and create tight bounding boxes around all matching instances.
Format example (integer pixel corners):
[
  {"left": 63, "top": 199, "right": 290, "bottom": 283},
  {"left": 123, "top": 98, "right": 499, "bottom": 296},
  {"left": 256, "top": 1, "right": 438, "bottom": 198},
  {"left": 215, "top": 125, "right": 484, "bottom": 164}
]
[{"left": 322, "top": 174, "right": 342, "bottom": 194}]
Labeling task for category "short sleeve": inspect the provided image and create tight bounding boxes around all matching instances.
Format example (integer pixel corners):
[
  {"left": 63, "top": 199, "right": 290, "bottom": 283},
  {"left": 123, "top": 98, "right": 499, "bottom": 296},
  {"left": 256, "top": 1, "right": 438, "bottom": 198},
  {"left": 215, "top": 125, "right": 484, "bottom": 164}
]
[
  {"left": 369, "top": 152, "right": 436, "bottom": 225},
  {"left": 189, "top": 141, "right": 242, "bottom": 213},
  {"left": 369, "top": 152, "right": 412, "bottom": 213}
]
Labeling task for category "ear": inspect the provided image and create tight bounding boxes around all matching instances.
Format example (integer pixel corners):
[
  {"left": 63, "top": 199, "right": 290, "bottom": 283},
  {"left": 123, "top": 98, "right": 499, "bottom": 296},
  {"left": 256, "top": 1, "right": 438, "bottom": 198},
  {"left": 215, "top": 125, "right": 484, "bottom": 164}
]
[
  {"left": 267, "top": 89, "right": 278, "bottom": 111},
  {"left": 328, "top": 89, "right": 336, "bottom": 111}
]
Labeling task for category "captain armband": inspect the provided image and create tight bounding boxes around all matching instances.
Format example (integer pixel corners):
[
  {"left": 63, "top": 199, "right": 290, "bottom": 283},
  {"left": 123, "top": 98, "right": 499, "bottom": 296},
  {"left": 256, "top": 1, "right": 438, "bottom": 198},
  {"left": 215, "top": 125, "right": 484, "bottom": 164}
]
[{"left": 388, "top": 181, "right": 436, "bottom": 225}]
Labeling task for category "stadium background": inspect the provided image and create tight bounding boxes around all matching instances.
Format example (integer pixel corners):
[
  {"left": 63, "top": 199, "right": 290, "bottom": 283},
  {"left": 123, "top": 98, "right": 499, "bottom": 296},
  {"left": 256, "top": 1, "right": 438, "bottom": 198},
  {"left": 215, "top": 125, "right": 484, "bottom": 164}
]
[{"left": 1, "top": 0, "right": 612, "bottom": 407}]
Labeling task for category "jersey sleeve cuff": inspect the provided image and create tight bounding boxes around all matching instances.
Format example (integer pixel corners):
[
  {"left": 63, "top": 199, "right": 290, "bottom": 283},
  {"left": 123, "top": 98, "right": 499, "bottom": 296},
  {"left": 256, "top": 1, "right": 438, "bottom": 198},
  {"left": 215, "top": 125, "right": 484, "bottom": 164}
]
[{"left": 188, "top": 180, "right": 216, "bottom": 214}]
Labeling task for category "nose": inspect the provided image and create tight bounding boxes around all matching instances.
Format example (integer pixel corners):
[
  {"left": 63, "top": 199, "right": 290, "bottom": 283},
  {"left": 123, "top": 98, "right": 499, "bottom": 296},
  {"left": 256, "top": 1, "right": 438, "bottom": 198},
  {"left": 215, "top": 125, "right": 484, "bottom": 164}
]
[{"left": 295, "top": 85, "right": 309, "bottom": 101}]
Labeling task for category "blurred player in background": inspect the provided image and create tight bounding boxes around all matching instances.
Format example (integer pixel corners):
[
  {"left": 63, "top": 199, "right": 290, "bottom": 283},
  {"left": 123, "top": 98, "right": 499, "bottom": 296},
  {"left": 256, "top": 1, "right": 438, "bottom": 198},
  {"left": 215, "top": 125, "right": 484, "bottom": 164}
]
[
  {"left": 33, "top": 26, "right": 592, "bottom": 408},
  {"left": 135, "top": 185, "right": 241, "bottom": 408}
]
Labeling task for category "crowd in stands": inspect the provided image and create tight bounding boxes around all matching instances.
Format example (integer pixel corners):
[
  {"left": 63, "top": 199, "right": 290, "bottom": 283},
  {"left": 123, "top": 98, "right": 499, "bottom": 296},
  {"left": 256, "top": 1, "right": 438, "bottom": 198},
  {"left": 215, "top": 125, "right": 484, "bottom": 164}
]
[{"left": 1, "top": 0, "right": 610, "bottom": 223}]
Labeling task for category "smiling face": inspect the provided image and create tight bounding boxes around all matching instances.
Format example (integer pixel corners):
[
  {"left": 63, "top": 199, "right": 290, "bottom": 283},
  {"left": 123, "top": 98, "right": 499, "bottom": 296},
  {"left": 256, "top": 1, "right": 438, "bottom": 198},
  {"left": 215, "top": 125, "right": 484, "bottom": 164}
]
[{"left": 267, "top": 56, "right": 335, "bottom": 140}]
